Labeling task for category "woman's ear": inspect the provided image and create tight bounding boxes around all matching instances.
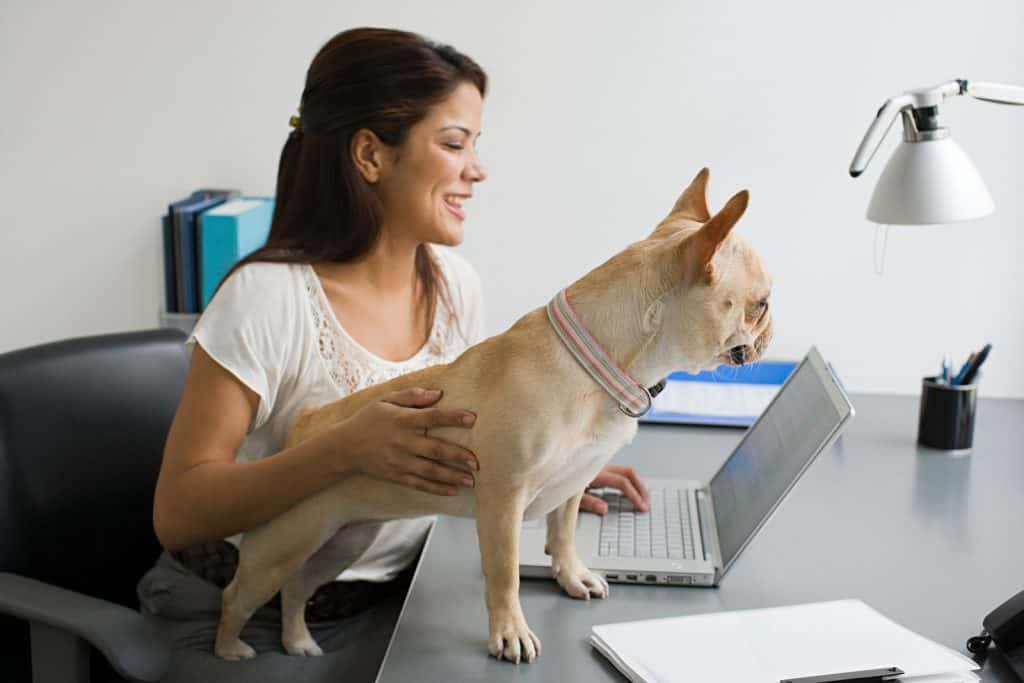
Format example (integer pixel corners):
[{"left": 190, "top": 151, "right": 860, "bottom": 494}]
[{"left": 351, "top": 128, "right": 387, "bottom": 183}]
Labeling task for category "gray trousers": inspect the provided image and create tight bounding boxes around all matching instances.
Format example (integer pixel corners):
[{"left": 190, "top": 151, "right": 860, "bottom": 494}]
[{"left": 136, "top": 551, "right": 405, "bottom": 683}]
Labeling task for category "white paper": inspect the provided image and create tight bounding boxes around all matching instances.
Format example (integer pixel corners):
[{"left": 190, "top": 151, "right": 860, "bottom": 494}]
[
  {"left": 653, "top": 381, "right": 779, "bottom": 418},
  {"left": 203, "top": 198, "right": 265, "bottom": 216},
  {"left": 591, "top": 600, "right": 978, "bottom": 683}
]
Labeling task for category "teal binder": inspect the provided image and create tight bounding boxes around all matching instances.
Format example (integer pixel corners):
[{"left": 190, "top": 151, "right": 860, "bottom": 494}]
[{"left": 198, "top": 197, "right": 274, "bottom": 309}]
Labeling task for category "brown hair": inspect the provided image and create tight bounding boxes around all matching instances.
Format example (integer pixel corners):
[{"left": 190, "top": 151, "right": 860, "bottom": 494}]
[{"left": 219, "top": 27, "right": 487, "bottom": 329}]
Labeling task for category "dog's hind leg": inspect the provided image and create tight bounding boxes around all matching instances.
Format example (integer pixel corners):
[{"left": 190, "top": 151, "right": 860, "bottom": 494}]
[
  {"left": 545, "top": 492, "right": 609, "bottom": 599},
  {"left": 278, "top": 521, "right": 383, "bottom": 656},
  {"left": 213, "top": 500, "right": 335, "bottom": 660},
  {"left": 475, "top": 486, "right": 541, "bottom": 663}
]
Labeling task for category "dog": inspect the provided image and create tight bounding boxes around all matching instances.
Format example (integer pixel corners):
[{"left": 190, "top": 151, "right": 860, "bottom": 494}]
[{"left": 213, "top": 167, "right": 773, "bottom": 663}]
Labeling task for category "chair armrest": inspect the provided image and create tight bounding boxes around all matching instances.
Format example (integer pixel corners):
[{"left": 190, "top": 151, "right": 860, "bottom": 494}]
[{"left": 0, "top": 572, "right": 170, "bottom": 682}]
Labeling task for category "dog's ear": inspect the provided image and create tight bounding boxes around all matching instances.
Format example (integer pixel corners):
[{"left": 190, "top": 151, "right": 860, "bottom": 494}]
[
  {"left": 690, "top": 189, "right": 749, "bottom": 284},
  {"left": 649, "top": 168, "right": 711, "bottom": 239},
  {"left": 671, "top": 167, "right": 711, "bottom": 222}
]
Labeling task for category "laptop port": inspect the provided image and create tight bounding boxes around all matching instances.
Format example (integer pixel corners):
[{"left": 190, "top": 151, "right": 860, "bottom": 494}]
[
  {"left": 667, "top": 575, "right": 692, "bottom": 585},
  {"left": 645, "top": 575, "right": 657, "bottom": 583},
  {"left": 625, "top": 574, "right": 638, "bottom": 581},
  {"left": 605, "top": 574, "right": 619, "bottom": 580}
]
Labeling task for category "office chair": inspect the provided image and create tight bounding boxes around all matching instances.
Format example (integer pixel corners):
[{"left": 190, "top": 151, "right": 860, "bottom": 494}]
[{"left": 0, "top": 329, "right": 188, "bottom": 682}]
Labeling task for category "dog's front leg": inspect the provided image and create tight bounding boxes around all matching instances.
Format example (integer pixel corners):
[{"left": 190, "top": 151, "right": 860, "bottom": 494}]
[
  {"left": 545, "top": 492, "right": 609, "bottom": 600},
  {"left": 475, "top": 487, "right": 540, "bottom": 663}
]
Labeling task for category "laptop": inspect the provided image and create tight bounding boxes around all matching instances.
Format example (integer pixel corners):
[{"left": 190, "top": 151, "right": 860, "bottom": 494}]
[{"left": 519, "top": 345, "right": 854, "bottom": 587}]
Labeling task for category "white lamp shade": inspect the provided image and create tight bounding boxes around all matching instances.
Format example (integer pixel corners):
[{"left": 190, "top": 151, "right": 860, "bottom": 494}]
[{"left": 866, "top": 137, "right": 995, "bottom": 225}]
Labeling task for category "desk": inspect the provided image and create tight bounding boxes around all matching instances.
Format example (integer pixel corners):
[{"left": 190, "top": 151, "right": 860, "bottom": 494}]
[{"left": 376, "top": 394, "right": 1024, "bottom": 682}]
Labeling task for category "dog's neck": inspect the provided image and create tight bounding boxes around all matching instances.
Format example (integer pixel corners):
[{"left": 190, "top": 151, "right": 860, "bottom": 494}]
[{"left": 563, "top": 238, "right": 698, "bottom": 392}]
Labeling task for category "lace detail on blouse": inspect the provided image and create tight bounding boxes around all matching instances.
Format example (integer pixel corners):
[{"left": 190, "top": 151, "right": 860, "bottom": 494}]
[{"left": 302, "top": 262, "right": 464, "bottom": 396}]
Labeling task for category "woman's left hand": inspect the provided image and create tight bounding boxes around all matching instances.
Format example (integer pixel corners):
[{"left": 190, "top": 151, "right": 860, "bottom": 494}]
[{"left": 580, "top": 464, "right": 650, "bottom": 514}]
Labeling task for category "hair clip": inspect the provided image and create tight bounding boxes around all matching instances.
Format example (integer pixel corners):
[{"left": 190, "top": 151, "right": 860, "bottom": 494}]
[{"left": 289, "top": 114, "right": 302, "bottom": 129}]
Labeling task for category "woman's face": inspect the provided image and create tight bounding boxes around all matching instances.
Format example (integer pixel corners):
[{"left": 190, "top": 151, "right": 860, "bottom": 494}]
[{"left": 376, "top": 81, "right": 488, "bottom": 247}]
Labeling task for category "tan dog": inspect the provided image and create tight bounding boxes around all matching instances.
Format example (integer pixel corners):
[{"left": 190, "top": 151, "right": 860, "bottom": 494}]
[{"left": 213, "top": 167, "right": 772, "bottom": 663}]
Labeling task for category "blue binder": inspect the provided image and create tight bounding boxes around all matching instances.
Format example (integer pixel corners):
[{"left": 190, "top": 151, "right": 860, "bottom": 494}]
[
  {"left": 640, "top": 360, "right": 797, "bottom": 427},
  {"left": 172, "top": 195, "right": 231, "bottom": 313},
  {"left": 198, "top": 197, "right": 274, "bottom": 309},
  {"left": 163, "top": 191, "right": 208, "bottom": 313}
]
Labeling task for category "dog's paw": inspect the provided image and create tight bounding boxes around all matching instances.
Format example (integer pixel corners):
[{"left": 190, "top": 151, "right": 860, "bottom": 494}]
[
  {"left": 488, "top": 609, "right": 542, "bottom": 663},
  {"left": 283, "top": 633, "right": 323, "bottom": 657},
  {"left": 214, "top": 637, "right": 257, "bottom": 661},
  {"left": 554, "top": 561, "right": 609, "bottom": 600}
]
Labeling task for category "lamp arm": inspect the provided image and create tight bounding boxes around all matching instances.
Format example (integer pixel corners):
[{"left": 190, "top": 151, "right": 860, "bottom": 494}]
[
  {"left": 964, "top": 80, "right": 1024, "bottom": 106},
  {"left": 848, "top": 94, "right": 914, "bottom": 178}
]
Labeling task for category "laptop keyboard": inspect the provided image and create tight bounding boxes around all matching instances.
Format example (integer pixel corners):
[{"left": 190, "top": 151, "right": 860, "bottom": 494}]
[{"left": 597, "top": 487, "right": 696, "bottom": 559}]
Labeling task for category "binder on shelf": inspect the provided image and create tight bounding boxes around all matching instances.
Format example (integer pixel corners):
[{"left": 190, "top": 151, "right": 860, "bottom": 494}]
[
  {"left": 161, "top": 214, "right": 178, "bottom": 313},
  {"left": 166, "top": 189, "right": 240, "bottom": 314},
  {"left": 198, "top": 197, "right": 274, "bottom": 309},
  {"left": 640, "top": 359, "right": 797, "bottom": 427},
  {"left": 164, "top": 190, "right": 208, "bottom": 313}
]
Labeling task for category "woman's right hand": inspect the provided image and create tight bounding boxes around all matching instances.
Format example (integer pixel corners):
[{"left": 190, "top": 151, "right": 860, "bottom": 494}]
[{"left": 331, "top": 387, "right": 479, "bottom": 496}]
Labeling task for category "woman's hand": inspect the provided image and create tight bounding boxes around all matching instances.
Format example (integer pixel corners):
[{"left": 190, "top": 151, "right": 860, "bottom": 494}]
[
  {"left": 580, "top": 465, "right": 649, "bottom": 514},
  {"left": 331, "top": 387, "right": 479, "bottom": 496}
]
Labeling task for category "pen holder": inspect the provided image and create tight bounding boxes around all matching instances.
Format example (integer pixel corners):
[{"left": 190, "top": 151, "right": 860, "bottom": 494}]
[{"left": 917, "top": 376, "right": 977, "bottom": 454}]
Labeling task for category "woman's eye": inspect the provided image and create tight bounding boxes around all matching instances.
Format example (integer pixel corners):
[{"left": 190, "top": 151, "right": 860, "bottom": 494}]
[{"left": 444, "top": 143, "right": 464, "bottom": 150}]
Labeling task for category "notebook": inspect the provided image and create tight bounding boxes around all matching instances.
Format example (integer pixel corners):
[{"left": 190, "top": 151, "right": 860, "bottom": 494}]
[{"left": 590, "top": 599, "right": 980, "bottom": 683}]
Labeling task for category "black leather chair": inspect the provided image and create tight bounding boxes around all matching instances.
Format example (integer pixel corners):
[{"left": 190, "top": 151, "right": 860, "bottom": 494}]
[{"left": 0, "top": 329, "right": 188, "bottom": 682}]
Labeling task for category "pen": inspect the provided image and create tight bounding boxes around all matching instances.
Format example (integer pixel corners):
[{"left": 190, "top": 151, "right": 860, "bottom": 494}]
[
  {"left": 951, "top": 352, "right": 976, "bottom": 386},
  {"left": 941, "top": 355, "right": 951, "bottom": 384},
  {"left": 957, "top": 343, "right": 992, "bottom": 386}
]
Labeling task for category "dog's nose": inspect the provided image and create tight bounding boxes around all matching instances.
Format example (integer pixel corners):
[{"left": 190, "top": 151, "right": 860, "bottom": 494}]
[{"left": 729, "top": 346, "right": 747, "bottom": 365}]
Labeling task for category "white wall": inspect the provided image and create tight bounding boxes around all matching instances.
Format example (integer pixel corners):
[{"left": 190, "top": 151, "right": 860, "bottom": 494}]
[{"left": 3, "top": 0, "right": 1022, "bottom": 397}]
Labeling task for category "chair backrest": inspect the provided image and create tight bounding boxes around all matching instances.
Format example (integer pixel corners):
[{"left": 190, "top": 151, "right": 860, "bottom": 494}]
[{"left": 0, "top": 329, "right": 188, "bottom": 608}]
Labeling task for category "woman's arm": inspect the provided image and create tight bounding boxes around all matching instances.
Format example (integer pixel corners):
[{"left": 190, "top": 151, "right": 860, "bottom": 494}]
[
  {"left": 153, "top": 345, "right": 344, "bottom": 550},
  {"left": 153, "top": 345, "right": 482, "bottom": 551}
]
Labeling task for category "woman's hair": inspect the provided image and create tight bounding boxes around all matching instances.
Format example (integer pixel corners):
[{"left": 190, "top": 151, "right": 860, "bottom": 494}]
[{"left": 220, "top": 27, "right": 487, "bottom": 329}]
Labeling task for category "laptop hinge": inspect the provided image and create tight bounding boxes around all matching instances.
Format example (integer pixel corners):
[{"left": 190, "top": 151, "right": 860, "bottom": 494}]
[{"left": 695, "top": 488, "right": 722, "bottom": 572}]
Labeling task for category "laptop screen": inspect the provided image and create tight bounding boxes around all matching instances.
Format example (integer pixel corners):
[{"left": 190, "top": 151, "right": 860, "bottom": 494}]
[{"left": 708, "top": 348, "right": 852, "bottom": 570}]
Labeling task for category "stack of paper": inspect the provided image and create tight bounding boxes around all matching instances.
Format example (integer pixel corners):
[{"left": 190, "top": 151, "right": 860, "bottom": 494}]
[{"left": 591, "top": 600, "right": 979, "bottom": 683}]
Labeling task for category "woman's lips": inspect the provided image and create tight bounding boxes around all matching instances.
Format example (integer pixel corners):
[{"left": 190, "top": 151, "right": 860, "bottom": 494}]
[{"left": 444, "top": 195, "right": 468, "bottom": 220}]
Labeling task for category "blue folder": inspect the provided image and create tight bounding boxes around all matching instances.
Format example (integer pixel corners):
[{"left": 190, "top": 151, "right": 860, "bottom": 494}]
[
  {"left": 198, "top": 197, "right": 274, "bottom": 309},
  {"left": 640, "top": 360, "right": 797, "bottom": 427},
  {"left": 164, "top": 191, "right": 208, "bottom": 313},
  {"left": 174, "top": 195, "right": 231, "bottom": 313}
]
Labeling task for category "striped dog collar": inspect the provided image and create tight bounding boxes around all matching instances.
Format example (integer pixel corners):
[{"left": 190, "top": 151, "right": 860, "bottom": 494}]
[{"left": 546, "top": 288, "right": 666, "bottom": 418}]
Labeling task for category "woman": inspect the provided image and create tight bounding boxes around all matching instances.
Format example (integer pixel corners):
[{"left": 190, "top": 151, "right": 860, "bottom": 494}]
[{"left": 141, "top": 26, "right": 648, "bottom": 682}]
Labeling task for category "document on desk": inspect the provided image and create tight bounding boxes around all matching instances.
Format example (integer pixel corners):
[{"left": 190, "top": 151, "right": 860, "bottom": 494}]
[
  {"left": 641, "top": 360, "right": 796, "bottom": 427},
  {"left": 590, "top": 599, "right": 979, "bottom": 683}
]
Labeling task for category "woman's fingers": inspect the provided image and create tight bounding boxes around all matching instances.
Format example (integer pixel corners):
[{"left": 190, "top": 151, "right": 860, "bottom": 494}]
[
  {"left": 589, "top": 468, "right": 648, "bottom": 512},
  {"left": 397, "top": 473, "right": 459, "bottom": 497},
  {"left": 580, "top": 493, "right": 609, "bottom": 515},
  {"left": 408, "top": 439, "right": 477, "bottom": 484},
  {"left": 604, "top": 465, "right": 649, "bottom": 504},
  {"left": 383, "top": 387, "right": 443, "bottom": 408},
  {"left": 410, "top": 407, "right": 477, "bottom": 430}
]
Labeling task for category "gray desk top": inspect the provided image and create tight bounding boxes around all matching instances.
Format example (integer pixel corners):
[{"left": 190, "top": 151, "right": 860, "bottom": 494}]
[{"left": 376, "top": 394, "right": 1024, "bottom": 682}]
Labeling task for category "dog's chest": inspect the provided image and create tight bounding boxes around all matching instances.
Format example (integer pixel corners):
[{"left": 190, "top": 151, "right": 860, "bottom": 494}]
[{"left": 523, "top": 414, "right": 638, "bottom": 519}]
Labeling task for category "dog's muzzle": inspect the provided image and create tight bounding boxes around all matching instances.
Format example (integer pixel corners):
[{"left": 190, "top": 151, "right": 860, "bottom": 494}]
[{"left": 728, "top": 346, "right": 749, "bottom": 365}]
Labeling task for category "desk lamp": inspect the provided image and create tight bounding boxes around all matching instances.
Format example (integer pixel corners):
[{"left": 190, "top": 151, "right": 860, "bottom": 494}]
[{"left": 849, "top": 79, "right": 1024, "bottom": 224}]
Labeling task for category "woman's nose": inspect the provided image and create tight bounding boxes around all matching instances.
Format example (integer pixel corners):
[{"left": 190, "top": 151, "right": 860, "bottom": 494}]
[{"left": 465, "top": 151, "right": 487, "bottom": 182}]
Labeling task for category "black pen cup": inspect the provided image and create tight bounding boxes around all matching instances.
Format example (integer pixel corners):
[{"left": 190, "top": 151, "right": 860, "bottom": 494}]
[{"left": 917, "top": 376, "right": 978, "bottom": 453}]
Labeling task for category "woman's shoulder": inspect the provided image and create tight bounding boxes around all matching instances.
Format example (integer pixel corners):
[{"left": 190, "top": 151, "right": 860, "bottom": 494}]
[{"left": 218, "top": 261, "right": 307, "bottom": 299}]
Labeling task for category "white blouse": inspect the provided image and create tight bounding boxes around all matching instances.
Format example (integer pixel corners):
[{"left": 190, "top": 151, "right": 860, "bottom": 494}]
[{"left": 186, "top": 245, "right": 484, "bottom": 582}]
